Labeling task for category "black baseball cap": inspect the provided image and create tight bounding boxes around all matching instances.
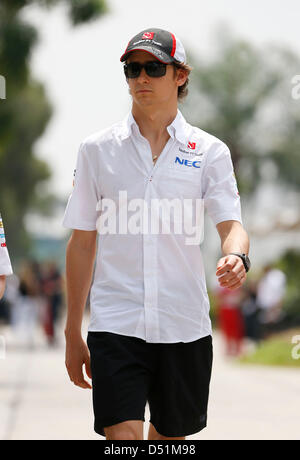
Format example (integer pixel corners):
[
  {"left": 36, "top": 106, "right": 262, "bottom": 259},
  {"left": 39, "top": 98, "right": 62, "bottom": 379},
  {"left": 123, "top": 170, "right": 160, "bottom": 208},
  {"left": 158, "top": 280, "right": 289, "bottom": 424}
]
[{"left": 120, "top": 28, "right": 186, "bottom": 64}]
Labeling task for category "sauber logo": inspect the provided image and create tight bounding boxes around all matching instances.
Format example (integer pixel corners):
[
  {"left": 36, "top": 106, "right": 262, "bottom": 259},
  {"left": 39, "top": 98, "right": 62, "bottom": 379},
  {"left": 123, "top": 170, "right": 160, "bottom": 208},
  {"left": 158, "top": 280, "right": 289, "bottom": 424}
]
[
  {"left": 188, "top": 142, "right": 196, "bottom": 150},
  {"left": 142, "top": 32, "right": 154, "bottom": 40}
]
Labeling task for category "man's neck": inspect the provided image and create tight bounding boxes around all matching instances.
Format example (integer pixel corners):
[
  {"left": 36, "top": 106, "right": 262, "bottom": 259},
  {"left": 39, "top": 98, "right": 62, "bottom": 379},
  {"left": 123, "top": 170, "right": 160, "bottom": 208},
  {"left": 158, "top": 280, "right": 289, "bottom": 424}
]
[{"left": 132, "top": 104, "right": 178, "bottom": 142}]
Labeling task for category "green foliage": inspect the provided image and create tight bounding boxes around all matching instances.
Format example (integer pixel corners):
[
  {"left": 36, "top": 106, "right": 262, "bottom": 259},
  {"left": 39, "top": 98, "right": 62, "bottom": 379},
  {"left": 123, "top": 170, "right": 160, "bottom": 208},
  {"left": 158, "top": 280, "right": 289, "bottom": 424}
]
[
  {"left": 0, "top": 11, "right": 38, "bottom": 86},
  {"left": 184, "top": 30, "right": 300, "bottom": 196},
  {"left": 239, "top": 338, "right": 300, "bottom": 367},
  {"left": 68, "top": 0, "right": 108, "bottom": 25},
  {"left": 276, "top": 250, "right": 300, "bottom": 320},
  {"left": 0, "top": 0, "right": 107, "bottom": 260},
  {"left": 0, "top": 78, "right": 53, "bottom": 257}
]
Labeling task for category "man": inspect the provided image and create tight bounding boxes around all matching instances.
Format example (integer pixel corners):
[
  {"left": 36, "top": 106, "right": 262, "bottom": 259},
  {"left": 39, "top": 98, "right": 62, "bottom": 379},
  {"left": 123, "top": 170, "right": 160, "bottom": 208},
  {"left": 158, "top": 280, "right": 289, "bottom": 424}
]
[
  {"left": 256, "top": 264, "right": 286, "bottom": 334},
  {"left": 63, "top": 28, "right": 250, "bottom": 441},
  {"left": 0, "top": 213, "right": 13, "bottom": 299}
]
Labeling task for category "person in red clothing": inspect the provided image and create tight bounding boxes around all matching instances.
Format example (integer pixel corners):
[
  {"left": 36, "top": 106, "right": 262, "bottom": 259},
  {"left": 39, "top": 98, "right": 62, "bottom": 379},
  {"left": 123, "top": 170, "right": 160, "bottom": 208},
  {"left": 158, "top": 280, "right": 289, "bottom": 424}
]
[{"left": 215, "top": 284, "right": 245, "bottom": 356}]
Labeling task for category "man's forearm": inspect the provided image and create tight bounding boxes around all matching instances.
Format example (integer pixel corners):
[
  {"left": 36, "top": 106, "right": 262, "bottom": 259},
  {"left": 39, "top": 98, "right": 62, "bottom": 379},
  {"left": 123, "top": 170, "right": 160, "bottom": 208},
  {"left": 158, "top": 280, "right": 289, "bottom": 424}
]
[
  {"left": 218, "top": 221, "right": 250, "bottom": 256},
  {"left": 65, "top": 234, "right": 97, "bottom": 338},
  {"left": 216, "top": 221, "right": 250, "bottom": 289}
]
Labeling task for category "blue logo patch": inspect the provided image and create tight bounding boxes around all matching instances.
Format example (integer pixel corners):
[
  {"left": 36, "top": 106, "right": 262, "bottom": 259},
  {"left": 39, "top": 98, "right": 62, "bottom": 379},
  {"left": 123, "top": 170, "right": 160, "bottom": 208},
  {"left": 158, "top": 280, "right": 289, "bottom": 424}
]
[{"left": 175, "top": 156, "right": 201, "bottom": 168}]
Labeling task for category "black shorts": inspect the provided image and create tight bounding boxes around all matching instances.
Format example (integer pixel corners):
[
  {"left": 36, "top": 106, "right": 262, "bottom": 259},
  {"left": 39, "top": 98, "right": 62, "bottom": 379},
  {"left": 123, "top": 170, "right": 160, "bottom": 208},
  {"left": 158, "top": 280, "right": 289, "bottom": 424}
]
[{"left": 87, "top": 331, "right": 213, "bottom": 438}]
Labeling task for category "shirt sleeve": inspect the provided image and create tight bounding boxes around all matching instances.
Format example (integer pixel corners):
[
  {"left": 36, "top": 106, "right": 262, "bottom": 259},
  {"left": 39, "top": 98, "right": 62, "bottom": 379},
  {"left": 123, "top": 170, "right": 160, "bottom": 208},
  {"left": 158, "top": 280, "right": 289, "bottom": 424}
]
[
  {"left": 202, "top": 144, "right": 242, "bottom": 226},
  {"left": 62, "top": 142, "right": 101, "bottom": 231},
  {"left": 0, "top": 214, "right": 13, "bottom": 275}
]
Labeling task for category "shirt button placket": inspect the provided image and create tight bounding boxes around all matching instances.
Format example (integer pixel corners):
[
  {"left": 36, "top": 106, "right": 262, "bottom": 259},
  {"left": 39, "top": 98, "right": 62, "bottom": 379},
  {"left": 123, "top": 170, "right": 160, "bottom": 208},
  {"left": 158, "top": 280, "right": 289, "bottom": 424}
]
[{"left": 143, "top": 176, "right": 159, "bottom": 343}]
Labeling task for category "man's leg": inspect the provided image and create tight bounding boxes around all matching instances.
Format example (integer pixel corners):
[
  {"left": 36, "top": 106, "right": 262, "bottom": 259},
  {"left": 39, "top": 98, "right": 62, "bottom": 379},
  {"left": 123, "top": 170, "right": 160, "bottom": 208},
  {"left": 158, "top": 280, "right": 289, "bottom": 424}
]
[
  {"left": 104, "top": 420, "right": 144, "bottom": 440},
  {"left": 147, "top": 422, "right": 185, "bottom": 441},
  {"left": 87, "top": 332, "right": 152, "bottom": 439},
  {"left": 148, "top": 336, "right": 213, "bottom": 440}
]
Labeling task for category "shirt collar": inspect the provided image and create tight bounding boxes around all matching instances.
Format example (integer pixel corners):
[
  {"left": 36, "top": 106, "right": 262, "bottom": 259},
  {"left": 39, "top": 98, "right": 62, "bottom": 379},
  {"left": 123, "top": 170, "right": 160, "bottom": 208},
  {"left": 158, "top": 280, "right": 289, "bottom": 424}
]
[
  {"left": 120, "top": 109, "right": 191, "bottom": 145},
  {"left": 166, "top": 110, "right": 190, "bottom": 145},
  {"left": 119, "top": 112, "right": 139, "bottom": 140}
]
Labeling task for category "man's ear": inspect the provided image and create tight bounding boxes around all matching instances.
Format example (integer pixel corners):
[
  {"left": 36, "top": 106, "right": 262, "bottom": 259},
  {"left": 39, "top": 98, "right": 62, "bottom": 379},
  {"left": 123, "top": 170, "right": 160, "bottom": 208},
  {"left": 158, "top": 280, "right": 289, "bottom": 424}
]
[{"left": 175, "top": 68, "right": 188, "bottom": 87}]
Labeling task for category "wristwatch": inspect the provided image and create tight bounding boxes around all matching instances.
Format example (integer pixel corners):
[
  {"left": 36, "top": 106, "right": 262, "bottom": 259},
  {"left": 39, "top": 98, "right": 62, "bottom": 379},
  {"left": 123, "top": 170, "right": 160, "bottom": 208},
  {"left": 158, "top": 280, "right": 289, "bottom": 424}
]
[{"left": 229, "top": 253, "right": 251, "bottom": 272}]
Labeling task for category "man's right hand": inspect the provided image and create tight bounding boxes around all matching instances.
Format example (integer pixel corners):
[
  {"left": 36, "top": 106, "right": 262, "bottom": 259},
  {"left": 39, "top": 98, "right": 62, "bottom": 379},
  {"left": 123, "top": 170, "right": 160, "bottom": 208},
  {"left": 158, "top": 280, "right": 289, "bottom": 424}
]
[{"left": 65, "top": 335, "right": 92, "bottom": 389}]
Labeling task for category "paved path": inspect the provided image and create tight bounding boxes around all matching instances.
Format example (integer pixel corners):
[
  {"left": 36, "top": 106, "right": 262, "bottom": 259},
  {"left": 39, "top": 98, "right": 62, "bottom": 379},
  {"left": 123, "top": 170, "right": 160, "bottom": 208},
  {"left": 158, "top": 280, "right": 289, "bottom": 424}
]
[{"left": 0, "top": 319, "right": 299, "bottom": 440}]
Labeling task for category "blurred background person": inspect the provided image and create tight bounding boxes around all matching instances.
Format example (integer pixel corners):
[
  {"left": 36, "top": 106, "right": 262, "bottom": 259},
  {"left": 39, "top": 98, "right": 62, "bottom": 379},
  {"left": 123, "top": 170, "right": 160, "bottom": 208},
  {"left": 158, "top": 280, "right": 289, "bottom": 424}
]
[
  {"left": 0, "top": 273, "right": 20, "bottom": 329},
  {"left": 0, "top": 213, "right": 13, "bottom": 299},
  {"left": 40, "top": 260, "right": 64, "bottom": 346},
  {"left": 10, "top": 260, "right": 44, "bottom": 349},
  {"left": 256, "top": 264, "right": 287, "bottom": 338},
  {"left": 240, "top": 279, "right": 261, "bottom": 347},
  {"left": 215, "top": 284, "right": 245, "bottom": 356},
  {"left": 0, "top": 212, "right": 13, "bottom": 338}
]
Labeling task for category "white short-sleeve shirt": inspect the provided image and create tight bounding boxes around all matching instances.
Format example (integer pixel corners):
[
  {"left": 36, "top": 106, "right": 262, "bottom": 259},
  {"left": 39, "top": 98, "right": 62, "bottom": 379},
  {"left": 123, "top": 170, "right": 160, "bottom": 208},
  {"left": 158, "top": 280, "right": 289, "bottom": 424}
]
[
  {"left": 63, "top": 110, "right": 242, "bottom": 343},
  {"left": 0, "top": 214, "right": 13, "bottom": 276}
]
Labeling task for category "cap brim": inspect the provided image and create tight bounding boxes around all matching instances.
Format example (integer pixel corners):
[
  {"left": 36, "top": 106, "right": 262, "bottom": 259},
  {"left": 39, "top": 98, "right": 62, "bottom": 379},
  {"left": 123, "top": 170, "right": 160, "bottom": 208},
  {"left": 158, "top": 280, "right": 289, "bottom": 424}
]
[{"left": 120, "top": 46, "right": 174, "bottom": 63}]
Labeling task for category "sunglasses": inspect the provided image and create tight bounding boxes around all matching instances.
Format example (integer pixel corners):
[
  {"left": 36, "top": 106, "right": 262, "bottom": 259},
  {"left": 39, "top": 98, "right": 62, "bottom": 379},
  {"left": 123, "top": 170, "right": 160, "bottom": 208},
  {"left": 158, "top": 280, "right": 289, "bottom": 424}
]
[{"left": 124, "top": 61, "right": 169, "bottom": 78}]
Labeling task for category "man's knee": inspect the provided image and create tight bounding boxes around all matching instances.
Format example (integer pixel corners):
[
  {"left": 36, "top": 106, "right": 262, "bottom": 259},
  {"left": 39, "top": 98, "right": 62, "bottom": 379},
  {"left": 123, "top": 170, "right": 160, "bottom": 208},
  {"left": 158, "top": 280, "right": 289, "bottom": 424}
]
[
  {"left": 106, "top": 430, "right": 138, "bottom": 440},
  {"left": 104, "top": 420, "right": 143, "bottom": 440},
  {"left": 148, "top": 422, "right": 185, "bottom": 441}
]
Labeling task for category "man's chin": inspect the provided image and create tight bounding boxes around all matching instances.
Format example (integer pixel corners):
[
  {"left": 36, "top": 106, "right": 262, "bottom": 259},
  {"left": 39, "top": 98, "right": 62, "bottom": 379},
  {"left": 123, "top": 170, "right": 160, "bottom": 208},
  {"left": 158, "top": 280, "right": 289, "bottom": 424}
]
[{"left": 135, "top": 96, "right": 155, "bottom": 107}]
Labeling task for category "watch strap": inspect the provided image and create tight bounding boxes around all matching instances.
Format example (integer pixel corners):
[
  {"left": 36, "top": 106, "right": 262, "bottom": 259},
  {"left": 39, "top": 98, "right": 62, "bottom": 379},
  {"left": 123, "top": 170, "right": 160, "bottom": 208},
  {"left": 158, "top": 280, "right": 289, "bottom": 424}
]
[{"left": 229, "top": 252, "right": 250, "bottom": 272}]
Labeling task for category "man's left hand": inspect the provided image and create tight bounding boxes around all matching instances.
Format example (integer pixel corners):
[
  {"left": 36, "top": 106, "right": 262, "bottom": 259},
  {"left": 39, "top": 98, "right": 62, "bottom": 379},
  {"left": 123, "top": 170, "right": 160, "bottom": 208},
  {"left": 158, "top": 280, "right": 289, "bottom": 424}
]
[{"left": 216, "top": 254, "right": 247, "bottom": 290}]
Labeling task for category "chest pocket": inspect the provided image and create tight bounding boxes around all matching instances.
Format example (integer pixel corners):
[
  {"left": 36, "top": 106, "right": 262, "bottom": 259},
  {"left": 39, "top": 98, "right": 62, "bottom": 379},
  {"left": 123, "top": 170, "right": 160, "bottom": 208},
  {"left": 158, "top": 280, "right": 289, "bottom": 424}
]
[{"left": 156, "top": 166, "right": 201, "bottom": 200}]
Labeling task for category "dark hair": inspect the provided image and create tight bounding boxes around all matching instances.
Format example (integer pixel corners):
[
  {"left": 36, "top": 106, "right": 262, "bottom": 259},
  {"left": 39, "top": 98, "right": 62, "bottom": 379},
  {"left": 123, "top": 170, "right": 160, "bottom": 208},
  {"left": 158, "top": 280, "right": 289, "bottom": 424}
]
[{"left": 173, "top": 62, "right": 192, "bottom": 102}]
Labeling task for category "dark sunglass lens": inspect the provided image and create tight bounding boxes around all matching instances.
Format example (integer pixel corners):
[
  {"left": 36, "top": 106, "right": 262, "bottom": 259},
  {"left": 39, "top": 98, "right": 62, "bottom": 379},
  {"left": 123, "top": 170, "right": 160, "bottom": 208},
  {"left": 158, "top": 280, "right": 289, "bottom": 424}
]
[
  {"left": 124, "top": 61, "right": 167, "bottom": 78},
  {"left": 125, "top": 62, "right": 141, "bottom": 78},
  {"left": 145, "top": 62, "right": 167, "bottom": 77}
]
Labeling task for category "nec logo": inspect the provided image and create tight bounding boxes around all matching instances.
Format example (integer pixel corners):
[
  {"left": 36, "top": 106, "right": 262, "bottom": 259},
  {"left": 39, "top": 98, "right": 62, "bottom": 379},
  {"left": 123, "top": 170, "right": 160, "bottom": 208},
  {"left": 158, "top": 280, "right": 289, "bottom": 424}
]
[
  {"left": 142, "top": 32, "right": 154, "bottom": 40},
  {"left": 175, "top": 157, "right": 201, "bottom": 168}
]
